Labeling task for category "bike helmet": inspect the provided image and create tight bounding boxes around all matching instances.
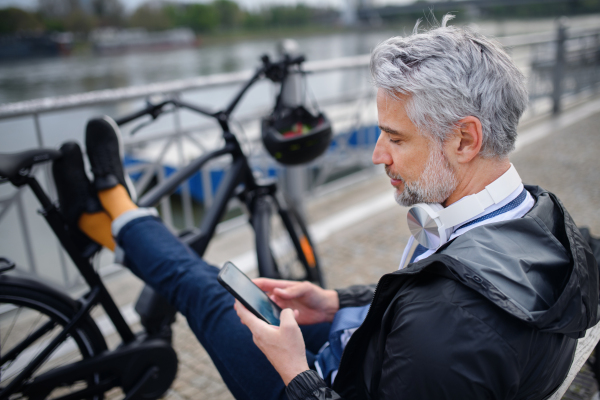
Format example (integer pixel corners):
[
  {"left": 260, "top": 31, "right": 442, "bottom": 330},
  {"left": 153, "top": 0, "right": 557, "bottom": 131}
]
[{"left": 261, "top": 105, "right": 332, "bottom": 165}]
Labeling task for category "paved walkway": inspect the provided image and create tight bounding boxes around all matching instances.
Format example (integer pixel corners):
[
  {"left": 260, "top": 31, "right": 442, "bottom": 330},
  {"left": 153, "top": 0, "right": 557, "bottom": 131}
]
[{"left": 102, "top": 96, "right": 600, "bottom": 400}]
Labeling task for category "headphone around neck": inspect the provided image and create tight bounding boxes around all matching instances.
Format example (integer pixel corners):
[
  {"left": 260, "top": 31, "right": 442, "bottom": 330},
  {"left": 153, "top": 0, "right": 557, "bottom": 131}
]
[{"left": 407, "top": 164, "right": 522, "bottom": 250}]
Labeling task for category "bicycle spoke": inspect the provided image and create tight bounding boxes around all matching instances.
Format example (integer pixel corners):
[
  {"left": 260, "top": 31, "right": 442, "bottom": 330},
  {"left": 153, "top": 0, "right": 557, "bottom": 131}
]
[
  {"left": 26, "top": 313, "right": 44, "bottom": 344},
  {"left": 1, "top": 306, "right": 21, "bottom": 350},
  {"left": 0, "top": 307, "right": 79, "bottom": 388},
  {"left": 1, "top": 319, "right": 56, "bottom": 366}
]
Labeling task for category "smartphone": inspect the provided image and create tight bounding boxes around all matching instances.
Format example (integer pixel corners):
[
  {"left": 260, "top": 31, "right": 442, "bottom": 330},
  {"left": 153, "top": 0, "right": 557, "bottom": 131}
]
[{"left": 218, "top": 261, "right": 282, "bottom": 326}]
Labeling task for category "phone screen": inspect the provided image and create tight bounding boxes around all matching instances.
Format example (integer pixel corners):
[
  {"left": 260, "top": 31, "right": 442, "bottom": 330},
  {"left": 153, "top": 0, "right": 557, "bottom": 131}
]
[{"left": 218, "top": 261, "right": 281, "bottom": 325}]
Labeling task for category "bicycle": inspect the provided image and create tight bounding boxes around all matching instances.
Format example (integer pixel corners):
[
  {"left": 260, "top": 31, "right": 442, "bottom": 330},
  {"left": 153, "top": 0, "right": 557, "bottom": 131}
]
[
  {"left": 0, "top": 154, "right": 178, "bottom": 399},
  {"left": 0, "top": 52, "right": 330, "bottom": 399},
  {"left": 114, "top": 52, "right": 329, "bottom": 286}
]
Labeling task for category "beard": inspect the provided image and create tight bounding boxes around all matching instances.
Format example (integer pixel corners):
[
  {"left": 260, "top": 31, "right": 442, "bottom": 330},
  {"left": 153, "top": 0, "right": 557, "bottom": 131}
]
[{"left": 386, "top": 144, "right": 458, "bottom": 207}]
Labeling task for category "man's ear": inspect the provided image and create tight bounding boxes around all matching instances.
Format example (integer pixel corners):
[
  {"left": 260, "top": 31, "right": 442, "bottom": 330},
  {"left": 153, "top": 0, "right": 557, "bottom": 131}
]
[{"left": 452, "top": 116, "right": 483, "bottom": 164}]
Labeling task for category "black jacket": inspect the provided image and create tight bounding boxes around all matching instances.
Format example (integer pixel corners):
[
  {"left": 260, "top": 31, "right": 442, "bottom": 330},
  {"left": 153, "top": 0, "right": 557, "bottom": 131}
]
[{"left": 286, "top": 186, "right": 599, "bottom": 400}]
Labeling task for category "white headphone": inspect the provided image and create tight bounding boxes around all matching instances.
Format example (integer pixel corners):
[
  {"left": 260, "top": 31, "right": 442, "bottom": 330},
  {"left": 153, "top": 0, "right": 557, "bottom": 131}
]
[{"left": 407, "top": 164, "right": 522, "bottom": 250}]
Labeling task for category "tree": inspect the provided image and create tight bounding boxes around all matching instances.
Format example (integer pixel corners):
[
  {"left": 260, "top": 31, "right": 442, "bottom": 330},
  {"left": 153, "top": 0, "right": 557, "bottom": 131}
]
[
  {"left": 37, "top": 0, "right": 125, "bottom": 33},
  {"left": 91, "top": 0, "right": 124, "bottom": 26},
  {"left": 130, "top": 3, "right": 173, "bottom": 31},
  {"left": 62, "top": 9, "right": 96, "bottom": 34},
  {"left": 0, "top": 7, "right": 43, "bottom": 34},
  {"left": 267, "top": 4, "right": 313, "bottom": 27},
  {"left": 213, "top": 0, "right": 243, "bottom": 30},
  {"left": 242, "top": 12, "right": 266, "bottom": 30},
  {"left": 38, "top": 0, "right": 81, "bottom": 17},
  {"left": 171, "top": 3, "right": 219, "bottom": 33}
]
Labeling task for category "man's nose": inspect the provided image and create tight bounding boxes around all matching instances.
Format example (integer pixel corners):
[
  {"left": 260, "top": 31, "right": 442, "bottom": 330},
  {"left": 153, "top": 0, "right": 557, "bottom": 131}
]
[{"left": 372, "top": 133, "right": 392, "bottom": 165}]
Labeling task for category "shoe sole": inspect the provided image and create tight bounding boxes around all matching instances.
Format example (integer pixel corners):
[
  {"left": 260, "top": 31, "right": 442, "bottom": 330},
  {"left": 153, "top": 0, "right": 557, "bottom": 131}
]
[
  {"left": 86, "top": 116, "right": 138, "bottom": 202},
  {"left": 102, "top": 116, "right": 138, "bottom": 202}
]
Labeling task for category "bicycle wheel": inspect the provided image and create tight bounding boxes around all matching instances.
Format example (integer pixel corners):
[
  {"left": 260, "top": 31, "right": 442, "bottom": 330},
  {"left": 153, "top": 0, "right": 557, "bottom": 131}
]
[
  {"left": 252, "top": 195, "right": 325, "bottom": 287},
  {"left": 0, "top": 282, "right": 107, "bottom": 400}
]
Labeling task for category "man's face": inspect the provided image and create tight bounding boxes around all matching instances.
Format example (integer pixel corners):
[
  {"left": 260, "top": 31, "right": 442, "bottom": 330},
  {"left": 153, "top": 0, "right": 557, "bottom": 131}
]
[{"left": 372, "top": 89, "right": 457, "bottom": 206}]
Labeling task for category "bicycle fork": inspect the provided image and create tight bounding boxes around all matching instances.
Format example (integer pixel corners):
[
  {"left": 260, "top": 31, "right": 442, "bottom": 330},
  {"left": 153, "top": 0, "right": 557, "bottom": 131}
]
[{"left": 245, "top": 181, "right": 321, "bottom": 284}]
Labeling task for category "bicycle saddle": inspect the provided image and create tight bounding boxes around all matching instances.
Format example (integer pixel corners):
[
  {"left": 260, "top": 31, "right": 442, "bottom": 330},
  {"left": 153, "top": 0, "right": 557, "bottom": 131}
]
[{"left": 0, "top": 148, "right": 61, "bottom": 179}]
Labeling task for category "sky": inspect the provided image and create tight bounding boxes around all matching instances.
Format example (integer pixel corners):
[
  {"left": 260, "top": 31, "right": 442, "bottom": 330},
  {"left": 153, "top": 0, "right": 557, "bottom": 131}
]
[{"left": 0, "top": 0, "right": 417, "bottom": 13}]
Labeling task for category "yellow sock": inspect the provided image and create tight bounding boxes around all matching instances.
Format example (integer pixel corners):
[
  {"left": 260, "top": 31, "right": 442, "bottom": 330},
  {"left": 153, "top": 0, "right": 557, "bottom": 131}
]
[
  {"left": 78, "top": 212, "right": 116, "bottom": 251},
  {"left": 98, "top": 184, "right": 138, "bottom": 220}
]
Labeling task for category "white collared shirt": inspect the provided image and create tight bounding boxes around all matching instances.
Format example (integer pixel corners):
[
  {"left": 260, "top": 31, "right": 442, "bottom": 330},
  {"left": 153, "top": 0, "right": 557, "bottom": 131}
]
[{"left": 399, "top": 184, "right": 535, "bottom": 269}]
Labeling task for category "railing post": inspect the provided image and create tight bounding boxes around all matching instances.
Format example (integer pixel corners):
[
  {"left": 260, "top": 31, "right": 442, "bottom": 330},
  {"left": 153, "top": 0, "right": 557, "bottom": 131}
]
[
  {"left": 173, "top": 95, "right": 194, "bottom": 230},
  {"left": 552, "top": 18, "right": 568, "bottom": 115},
  {"left": 284, "top": 165, "right": 308, "bottom": 219},
  {"left": 278, "top": 39, "right": 308, "bottom": 218},
  {"left": 595, "top": 32, "right": 600, "bottom": 93},
  {"left": 34, "top": 113, "right": 72, "bottom": 286}
]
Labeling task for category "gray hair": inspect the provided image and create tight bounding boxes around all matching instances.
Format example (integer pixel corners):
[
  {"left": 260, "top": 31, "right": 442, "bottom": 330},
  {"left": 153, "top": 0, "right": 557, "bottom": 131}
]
[{"left": 370, "top": 15, "right": 528, "bottom": 158}]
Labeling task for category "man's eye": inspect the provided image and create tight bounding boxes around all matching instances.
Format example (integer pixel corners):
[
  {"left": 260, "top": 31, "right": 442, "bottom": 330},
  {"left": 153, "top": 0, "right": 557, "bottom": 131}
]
[{"left": 390, "top": 139, "right": 401, "bottom": 144}]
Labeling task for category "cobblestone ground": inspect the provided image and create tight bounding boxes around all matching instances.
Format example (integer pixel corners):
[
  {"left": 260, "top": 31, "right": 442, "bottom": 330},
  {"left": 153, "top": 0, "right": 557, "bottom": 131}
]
[
  {"left": 163, "top": 315, "right": 236, "bottom": 400},
  {"left": 111, "top": 109, "right": 600, "bottom": 399}
]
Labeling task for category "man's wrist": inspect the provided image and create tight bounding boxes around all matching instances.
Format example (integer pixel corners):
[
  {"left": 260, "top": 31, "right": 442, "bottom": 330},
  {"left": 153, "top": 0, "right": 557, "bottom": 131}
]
[
  {"left": 324, "top": 289, "right": 340, "bottom": 321},
  {"left": 281, "top": 364, "right": 311, "bottom": 386}
]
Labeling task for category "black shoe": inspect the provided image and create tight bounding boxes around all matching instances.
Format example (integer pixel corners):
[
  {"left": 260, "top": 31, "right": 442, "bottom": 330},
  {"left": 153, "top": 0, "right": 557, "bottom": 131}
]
[
  {"left": 85, "top": 116, "right": 136, "bottom": 200},
  {"left": 52, "top": 141, "right": 103, "bottom": 256}
]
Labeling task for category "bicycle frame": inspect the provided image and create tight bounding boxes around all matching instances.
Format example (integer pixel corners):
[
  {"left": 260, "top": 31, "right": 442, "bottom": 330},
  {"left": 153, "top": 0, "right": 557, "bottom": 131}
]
[
  {"left": 19, "top": 174, "right": 135, "bottom": 344},
  {"left": 135, "top": 116, "right": 308, "bottom": 282},
  {"left": 117, "top": 54, "right": 307, "bottom": 259},
  {"left": 131, "top": 103, "right": 263, "bottom": 258}
]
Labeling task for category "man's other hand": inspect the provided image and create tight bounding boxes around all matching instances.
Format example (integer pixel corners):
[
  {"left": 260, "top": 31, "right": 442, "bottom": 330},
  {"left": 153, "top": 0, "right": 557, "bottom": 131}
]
[
  {"left": 253, "top": 278, "right": 339, "bottom": 325},
  {"left": 234, "top": 301, "right": 309, "bottom": 385}
]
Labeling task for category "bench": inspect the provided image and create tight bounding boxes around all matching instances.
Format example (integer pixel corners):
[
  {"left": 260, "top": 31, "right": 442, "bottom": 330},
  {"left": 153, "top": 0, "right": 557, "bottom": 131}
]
[{"left": 549, "top": 320, "right": 600, "bottom": 399}]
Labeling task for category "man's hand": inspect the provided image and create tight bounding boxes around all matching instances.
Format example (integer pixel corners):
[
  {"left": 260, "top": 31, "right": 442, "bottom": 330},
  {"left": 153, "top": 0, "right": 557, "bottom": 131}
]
[
  {"left": 253, "top": 278, "right": 339, "bottom": 325},
  {"left": 234, "top": 300, "right": 309, "bottom": 385}
]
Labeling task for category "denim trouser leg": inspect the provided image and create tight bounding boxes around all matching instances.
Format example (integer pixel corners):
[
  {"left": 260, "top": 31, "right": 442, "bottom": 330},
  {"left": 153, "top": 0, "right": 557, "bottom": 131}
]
[{"left": 117, "top": 216, "right": 330, "bottom": 400}]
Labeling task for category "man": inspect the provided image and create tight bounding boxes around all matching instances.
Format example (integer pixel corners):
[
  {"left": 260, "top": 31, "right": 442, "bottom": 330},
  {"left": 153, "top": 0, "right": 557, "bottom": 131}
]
[
  {"left": 54, "top": 17, "right": 598, "bottom": 400},
  {"left": 236, "top": 17, "right": 599, "bottom": 399}
]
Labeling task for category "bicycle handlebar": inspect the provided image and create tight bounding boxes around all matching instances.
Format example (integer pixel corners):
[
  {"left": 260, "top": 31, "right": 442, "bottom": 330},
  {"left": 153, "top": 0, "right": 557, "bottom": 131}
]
[
  {"left": 114, "top": 100, "right": 171, "bottom": 126},
  {"left": 114, "top": 53, "right": 307, "bottom": 130},
  {"left": 261, "top": 54, "right": 305, "bottom": 82}
]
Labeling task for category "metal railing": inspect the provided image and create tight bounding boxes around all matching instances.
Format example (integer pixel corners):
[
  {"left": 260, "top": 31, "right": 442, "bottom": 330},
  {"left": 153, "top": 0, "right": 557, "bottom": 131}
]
[
  {"left": 527, "top": 22, "right": 600, "bottom": 114},
  {"left": 1, "top": 24, "right": 599, "bottom": 290}
]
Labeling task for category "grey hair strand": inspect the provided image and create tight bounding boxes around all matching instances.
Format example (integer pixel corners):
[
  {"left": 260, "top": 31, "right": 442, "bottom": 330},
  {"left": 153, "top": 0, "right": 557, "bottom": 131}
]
[{"left": 370, "top": 15, "right": 528, "bottom": 158}]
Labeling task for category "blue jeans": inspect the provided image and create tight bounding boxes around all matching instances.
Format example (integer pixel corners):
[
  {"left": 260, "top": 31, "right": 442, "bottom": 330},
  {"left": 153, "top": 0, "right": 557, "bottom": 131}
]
[{"left": 117, "top": 216, "right": 331, "bottom": 400}]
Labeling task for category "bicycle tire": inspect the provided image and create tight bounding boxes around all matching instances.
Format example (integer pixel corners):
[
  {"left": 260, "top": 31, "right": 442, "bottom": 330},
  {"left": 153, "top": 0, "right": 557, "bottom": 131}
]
[
  {"left": 0, "top": 282, "right": 108, "bottom": 400},
  {"left": 252, "top": 195, "right": 325, "bottom": 287}
]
